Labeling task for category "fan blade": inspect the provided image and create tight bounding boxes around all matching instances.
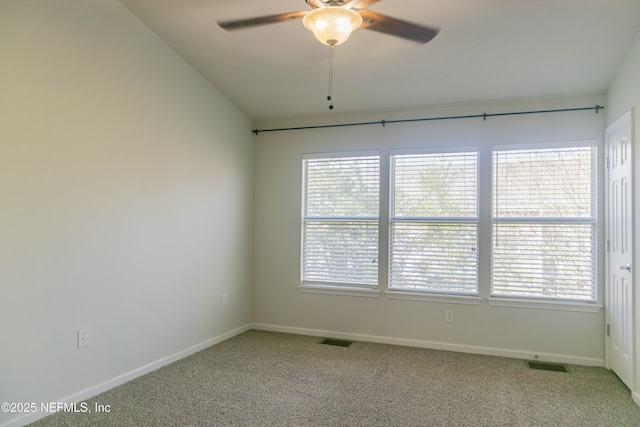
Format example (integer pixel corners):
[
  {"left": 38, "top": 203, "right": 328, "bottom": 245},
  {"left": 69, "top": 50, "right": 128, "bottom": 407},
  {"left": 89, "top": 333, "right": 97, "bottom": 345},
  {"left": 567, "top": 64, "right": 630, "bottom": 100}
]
[
  {"left": 306, "top": 0, "right": 326, "bottom": 8},
  {"left": 358, "top": 10, "right": 438, "bottom": 44},
  {"left": 218, "top": 12, "right": 307, "bottom": 30}
]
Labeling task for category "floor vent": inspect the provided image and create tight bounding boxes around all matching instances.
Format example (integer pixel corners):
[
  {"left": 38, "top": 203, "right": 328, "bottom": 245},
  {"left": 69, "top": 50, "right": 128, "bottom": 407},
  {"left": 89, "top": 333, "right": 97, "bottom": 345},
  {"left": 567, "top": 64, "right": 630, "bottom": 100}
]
[
  {"left": 526, "top": 361, "right": 569, "bottom": 373},
  {"left": 320, "top": 338, "right": 353, "bottom": 347}
]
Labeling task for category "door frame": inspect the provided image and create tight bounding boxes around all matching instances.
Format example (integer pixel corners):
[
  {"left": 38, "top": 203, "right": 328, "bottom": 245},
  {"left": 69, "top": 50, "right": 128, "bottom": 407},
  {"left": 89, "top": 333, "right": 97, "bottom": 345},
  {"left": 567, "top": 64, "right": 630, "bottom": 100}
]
[{"left": 604, "top": 109, "right": 635, "bottom": 390}]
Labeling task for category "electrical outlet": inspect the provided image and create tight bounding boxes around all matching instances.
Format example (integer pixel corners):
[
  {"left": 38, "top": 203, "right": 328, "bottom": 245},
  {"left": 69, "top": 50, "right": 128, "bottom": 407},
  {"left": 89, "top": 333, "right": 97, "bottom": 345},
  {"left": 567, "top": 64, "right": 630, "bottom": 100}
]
[
  {"left": 77, "top": 329, "right": 88, "bottom": 348},
  {"left": 221, "top": 293, "right": 227, "bottom": 306},
  {"left": 445, "top": 310, "right": 454, "bottom": 323}
]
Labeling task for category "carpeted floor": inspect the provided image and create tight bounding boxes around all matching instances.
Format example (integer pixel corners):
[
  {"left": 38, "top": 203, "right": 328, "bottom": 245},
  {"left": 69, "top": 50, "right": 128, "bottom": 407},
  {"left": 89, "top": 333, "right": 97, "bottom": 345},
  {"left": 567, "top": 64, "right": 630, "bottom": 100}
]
[{"left": 31, "top": 330, "right": 640, "bottom": 426}]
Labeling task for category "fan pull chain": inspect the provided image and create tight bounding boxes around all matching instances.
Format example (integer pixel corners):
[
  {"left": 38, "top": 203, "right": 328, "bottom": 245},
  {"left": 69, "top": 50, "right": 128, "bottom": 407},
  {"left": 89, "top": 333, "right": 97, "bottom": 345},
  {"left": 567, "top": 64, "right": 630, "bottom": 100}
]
[{"left": 327, "top": 44, "right": 334, "bottom": 110}]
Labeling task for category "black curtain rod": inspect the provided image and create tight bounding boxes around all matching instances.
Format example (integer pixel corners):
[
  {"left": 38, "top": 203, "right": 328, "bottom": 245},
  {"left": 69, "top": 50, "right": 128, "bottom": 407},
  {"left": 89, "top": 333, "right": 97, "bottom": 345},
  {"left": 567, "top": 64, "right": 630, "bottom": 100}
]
[{"left": 252, "top": 105, "right": 604, "bottom": 135}]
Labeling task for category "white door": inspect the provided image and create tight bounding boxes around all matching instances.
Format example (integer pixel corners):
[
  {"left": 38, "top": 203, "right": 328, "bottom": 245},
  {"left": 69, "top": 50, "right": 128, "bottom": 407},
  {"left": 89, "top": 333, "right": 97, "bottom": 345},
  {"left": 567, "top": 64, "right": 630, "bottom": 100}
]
[{"left": 605, "top": 110, "right": 634, "bottom": 390}]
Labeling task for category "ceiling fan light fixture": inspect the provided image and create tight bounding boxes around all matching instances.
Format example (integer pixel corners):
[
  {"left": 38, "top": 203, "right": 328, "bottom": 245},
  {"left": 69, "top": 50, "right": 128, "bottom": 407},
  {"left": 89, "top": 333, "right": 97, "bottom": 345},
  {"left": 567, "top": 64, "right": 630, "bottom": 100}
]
[{"left": 303, "top": 6, "right": 363, "bottom": 46}]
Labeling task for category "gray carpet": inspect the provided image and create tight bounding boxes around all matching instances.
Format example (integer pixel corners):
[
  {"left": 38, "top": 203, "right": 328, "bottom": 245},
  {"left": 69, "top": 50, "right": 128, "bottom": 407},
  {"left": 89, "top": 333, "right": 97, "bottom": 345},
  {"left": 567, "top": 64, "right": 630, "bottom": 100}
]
[{"left": 31, "top": 330, "right": 640, "bottom": 426}]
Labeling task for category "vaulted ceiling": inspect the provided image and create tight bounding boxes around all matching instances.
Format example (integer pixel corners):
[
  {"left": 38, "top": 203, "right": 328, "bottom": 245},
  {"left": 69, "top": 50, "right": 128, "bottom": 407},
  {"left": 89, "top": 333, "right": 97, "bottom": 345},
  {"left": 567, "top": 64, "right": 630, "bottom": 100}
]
[{"left": 119, "top": 0, "right": 640, "bottom": 121}]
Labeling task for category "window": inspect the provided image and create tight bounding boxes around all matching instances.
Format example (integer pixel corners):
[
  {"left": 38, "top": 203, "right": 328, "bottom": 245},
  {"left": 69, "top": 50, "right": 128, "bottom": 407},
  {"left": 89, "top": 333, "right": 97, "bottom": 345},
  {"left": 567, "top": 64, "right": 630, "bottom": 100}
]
[
  {"left": 300, "top": 141, "right": 599, "bottom": 307},
  {"left": 491, "top": 143, "right": 597, "bottom": 301},
  {"left": 301, "top": 153, "right": 380, "bottom": 288},
  {"left": 389, "top": 150, "right": 479, "bottom": 294}
]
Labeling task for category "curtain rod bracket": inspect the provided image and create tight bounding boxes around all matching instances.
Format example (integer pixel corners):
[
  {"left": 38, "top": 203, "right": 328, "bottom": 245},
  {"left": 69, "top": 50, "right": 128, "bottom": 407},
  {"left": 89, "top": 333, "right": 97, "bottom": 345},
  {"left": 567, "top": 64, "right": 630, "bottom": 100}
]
[
  {"left": 381, "top": 119, "right": 386, "bottom": 127},
  {"left": 483, "top": 113, "right": 487, "bottom": 121}
]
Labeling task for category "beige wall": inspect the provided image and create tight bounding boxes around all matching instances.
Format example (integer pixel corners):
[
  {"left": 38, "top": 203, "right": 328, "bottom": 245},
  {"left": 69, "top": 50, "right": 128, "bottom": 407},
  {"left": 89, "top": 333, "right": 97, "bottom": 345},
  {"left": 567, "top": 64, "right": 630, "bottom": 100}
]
[
  {"left": 252, "top": 93, "right": 606, "bottom": 364},
  {"left": 0, "top": 1, "right": 253, "bottom": 425}
]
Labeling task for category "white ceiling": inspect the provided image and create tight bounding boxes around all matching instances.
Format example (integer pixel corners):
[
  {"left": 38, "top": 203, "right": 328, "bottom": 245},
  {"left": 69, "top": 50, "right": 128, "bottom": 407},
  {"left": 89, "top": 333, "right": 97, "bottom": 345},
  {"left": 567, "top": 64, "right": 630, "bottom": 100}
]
[{"left": 119, "top": 0, "right": 640, "bottom": 122}]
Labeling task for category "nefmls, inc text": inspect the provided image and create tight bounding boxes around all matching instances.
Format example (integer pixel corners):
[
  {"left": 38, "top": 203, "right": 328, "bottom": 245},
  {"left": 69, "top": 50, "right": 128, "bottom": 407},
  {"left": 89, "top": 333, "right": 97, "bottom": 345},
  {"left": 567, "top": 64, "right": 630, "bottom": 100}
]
[{"left": 40, "top": 402, "right": 111, "bottom": 413}]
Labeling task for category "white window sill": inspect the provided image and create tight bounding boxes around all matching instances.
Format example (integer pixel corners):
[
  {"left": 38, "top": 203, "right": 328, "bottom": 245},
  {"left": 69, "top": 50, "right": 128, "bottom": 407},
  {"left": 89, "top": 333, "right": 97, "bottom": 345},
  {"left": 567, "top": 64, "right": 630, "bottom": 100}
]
[
  {"left": 297, "top": 284, "right": 381, "bottom": 298},
  {"left": 486, "top": 296, "right": 602, "bottom": 313},
  {"left": 385, "top": 290, "right": 482, "bottom": 305}
]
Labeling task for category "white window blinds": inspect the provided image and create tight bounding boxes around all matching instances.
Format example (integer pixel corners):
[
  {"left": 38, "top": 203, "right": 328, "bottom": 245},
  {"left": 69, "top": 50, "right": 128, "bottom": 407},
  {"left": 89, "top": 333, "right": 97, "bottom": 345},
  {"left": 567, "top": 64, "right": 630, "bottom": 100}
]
[
  {"left": 302, "top": 154, "right": 380, "bottom": 286},
  {"left": 491, "top": 144, "right": 597, "bottom": 301},
  {"left": 390, "top": 151, "right": 479, "bottom": 294}
]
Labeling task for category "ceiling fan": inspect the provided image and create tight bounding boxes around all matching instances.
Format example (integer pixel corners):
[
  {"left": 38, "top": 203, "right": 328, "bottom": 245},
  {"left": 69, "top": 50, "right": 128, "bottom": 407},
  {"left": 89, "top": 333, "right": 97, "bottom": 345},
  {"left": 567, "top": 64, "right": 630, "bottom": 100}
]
[
  {"left": 219, "top": 0, "right": 438, "bottom": 110},
  {"left": 217, "top": 0, "right": 439, "bottom": 46}
]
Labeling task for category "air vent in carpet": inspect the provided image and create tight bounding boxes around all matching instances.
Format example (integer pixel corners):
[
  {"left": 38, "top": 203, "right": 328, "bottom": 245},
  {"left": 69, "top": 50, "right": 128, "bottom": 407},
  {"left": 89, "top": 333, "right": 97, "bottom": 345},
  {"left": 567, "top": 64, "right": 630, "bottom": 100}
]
[
  {"left": 320, "top": 338, "right": 352, "bottom": 347},
  {"left": 527, "top": 361, "right": 568, "bottom": 373}
]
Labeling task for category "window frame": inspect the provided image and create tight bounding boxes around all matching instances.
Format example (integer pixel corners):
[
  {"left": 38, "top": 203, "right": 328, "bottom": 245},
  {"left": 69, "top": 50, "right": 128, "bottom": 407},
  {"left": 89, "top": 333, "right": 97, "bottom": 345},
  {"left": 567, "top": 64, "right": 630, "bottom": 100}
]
[
  {"left": 300, "top": 151, "right": 381, "bottom": 296},
  {"left": 296, "top": 141, "right": 602, "bottom": 312},
  {"left": 489, "top": 140, "right": 598, "bottom": 304},
  {"left": 388, "top": 147, "right": 480, "bottom": 297}
]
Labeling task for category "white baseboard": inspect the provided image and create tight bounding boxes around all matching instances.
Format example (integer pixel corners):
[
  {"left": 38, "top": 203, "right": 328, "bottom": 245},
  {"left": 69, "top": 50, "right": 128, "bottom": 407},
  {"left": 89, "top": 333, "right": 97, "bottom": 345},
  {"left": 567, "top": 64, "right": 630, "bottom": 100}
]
[
  {"left": 3, "top": 322, "right": 608, "bottom": 427},
  {"left": 251, "top": 323, "right": 605, "bottom": 367},
  {"left": 1, "top": 324, "right": 251, "bottom": 427},
  {"left": 633, "top": 391, "right": 640, "bottom": 408}
]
